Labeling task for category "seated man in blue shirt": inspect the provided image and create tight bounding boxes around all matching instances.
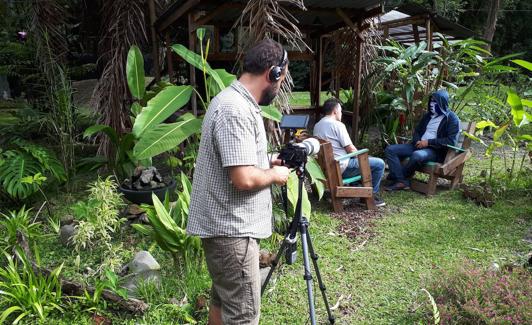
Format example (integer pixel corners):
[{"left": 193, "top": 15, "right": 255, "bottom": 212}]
[
  {"left": 314, "top": 97, "right": 386, "bottom": 207},
  {"left": 384, "top": 90, "right": 460, "bottom": 191}
]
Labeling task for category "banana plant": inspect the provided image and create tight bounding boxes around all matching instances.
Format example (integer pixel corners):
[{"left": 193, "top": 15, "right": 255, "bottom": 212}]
[
  {"left": 83, "top": 45, "right": 202, "bottom": 178},
  {"left": 133, "top": 174, "right": 201, "bottom": 270},
  {"left": 375, "top": 40, "right": 440, "bottom": 133},
  {"left": 171, "top": 28, "right": 283, "bottom": 121}
]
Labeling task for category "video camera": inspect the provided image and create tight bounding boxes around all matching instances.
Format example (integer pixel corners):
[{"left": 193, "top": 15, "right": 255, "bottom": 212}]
[{"left": 278, "top": 115, "right": 320, "bottom": 168}]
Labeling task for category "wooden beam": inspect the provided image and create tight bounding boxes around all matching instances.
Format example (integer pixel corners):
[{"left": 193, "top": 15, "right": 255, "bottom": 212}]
[
  {"left": 148, "top": 0, "right": 160, "bottom": 81},
  {"left": 379, "top": 14, "right": 428, "bottom": 28},
  {"left": 351, "top": 33, "right": 363, "bottom": 144},
  {"left": 194, "top": 3, "right": 244, "bottom": 27},
  {"left": 388, "top": 30, "right": 427, "bottom": 37},
  {"left": 188, "top": 13, "right": 197, "bottom": 115},
  {"left": 336, "top": 8, "right": 356, "bottom": 30},
  {"left": 156, "top": 0, "right": 200, "bottom": 33},
  {"left": 336, "top": 186, "right": 373, "bottom": 198},
  {"left": 172, "top": 51, "right": 314, "bottom": 62},
  {"left": 165, "top": 32, "right": 174, "bottom": 83},
  {"left": 311, "top": 5, "right": 383, "bottom": 37}
]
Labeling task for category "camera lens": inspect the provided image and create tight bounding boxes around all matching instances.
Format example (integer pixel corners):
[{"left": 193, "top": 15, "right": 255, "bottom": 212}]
[{"left": 294, "top": 138, "right": 320, "bottom": 156}]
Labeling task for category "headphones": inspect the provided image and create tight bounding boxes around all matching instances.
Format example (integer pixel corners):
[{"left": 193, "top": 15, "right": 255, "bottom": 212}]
[{"left": 268, "top": 49, "right": 288, "bottom": 82}]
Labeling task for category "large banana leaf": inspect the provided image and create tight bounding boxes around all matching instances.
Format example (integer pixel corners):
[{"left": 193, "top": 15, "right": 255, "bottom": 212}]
[
  {"left": 171, "top": 44, "right": 225, "bottom": 92},
  {"left": 126, "top": 45, "right": 145, "bottom": 100},
  {"left": 133, "top": 117, "right": 202, "bottom": 160},
  {"left": 306, "top": 157, "right": 326, "bottom": 200},
  {"left": 286, "top": 173, "right": 312, "bottom": 219},
  {"left": 511, "top": 59, "right": 532, "bottom": 71},
  {"left": 207, "top": 69, "right": 236, "bottom": 97},
  {"left": 260, "top": 105, "right": 282, "bottom": 122},
  {"left": 132, "top": 85, "right": 193, "bottom": 137}
]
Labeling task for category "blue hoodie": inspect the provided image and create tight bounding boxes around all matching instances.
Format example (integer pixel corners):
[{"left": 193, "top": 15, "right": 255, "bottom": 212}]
[{"left": 412, "top": 90, "right": 461, "bottom": 159}]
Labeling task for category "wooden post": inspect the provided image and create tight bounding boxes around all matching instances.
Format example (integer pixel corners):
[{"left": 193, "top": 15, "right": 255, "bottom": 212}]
[
  {"left": 316, "top": 35, "right": 325, "bottom": 121},
  {"left": 334, "top": 37, "right": 340, "bottom": 98},
  {"left": 412, "top": 24, "right": 420, "bottom": 45},
  {"left": 426, "top": 18, "right": 432, "bottom": 51},
  {"left": 148, "top": 0, "right": 160, "bottom": 81},
  {"left": 165, "top": 32, "right": 174, "bottom": 83},
  {"left": 309, "top": 37, "right": 317, "bottom": 108},
  {"left": 188, "top": 13, "right": 198, "bottom": 115},
  {"left": 351, "top": 34, "right": 363, "bottom": 144}
]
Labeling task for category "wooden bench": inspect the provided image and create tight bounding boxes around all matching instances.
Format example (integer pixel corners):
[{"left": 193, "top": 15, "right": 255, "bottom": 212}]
[
  {"left": 410, "top": 121, "right": 476, "bottom": 195},
  {"left": 316, "top": 139, "right": 376, "bottom": 212}
]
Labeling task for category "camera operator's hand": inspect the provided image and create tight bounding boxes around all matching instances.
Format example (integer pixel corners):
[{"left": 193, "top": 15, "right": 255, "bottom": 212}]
[
  {"left": 270, "top": 166, "right": 290, "bottom": 185},
  {"left": 270, "top": 153, "right": 283, "bottom": 166}
]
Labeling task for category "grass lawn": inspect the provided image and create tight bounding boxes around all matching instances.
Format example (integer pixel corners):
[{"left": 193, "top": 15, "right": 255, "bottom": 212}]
[
  {"left": 30, "top": 155, "right": 531, "bottom": 324},
  {"left": 260, "top": 189, "right": 530, "bottom": 324},
  {"left": 289, "top": 91, "right": 349, "bottom": 107}
]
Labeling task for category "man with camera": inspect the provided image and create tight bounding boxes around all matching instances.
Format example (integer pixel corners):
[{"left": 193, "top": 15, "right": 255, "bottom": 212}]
[
  {"left": 313, "top": 98, "right": 386, "bottom": 207},
  {"left": 187, "top": 39, "right": 290, "bottom": 325}
]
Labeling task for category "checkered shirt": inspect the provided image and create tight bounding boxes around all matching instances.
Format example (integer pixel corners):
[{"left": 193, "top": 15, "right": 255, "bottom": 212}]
[{"left": 186, "top": 80, "right": 273, "bottom": 238}]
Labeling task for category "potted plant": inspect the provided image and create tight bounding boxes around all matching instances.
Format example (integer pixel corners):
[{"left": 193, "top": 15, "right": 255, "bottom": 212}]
[{"left": 84, "top": 45, "right": 202, "bottom": 204}]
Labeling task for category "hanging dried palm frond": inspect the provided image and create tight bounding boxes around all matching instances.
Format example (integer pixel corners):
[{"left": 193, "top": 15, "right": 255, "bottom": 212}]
[
  {"left": 90, "top": 0, "right": 148, "bottom": 159},
  {"left": 331, "top": 17, "right": 383, "bottom": 139},
  {"left": 31, "top": 0, "right": 68, "bottom": 64},
  {"left": 234, "top": 0, "right": 311, "bottom": 145}
]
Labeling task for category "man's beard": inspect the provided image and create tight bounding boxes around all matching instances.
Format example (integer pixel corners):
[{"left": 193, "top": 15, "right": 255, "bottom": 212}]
[{"left": 258, "top": 84, "right": 278, "bottom": 106}]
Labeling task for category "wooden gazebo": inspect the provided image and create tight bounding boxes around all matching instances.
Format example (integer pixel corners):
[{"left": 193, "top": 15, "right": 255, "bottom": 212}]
[
  {"left": 148, "top": 0, "right": 384, "bottom": 143},
  {"left": 380, "top": 3, "right": 475, "bottom": 49}
]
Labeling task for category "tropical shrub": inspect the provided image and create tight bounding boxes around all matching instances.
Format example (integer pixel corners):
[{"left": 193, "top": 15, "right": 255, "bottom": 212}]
[
  {"left": 71, "top": 177, "right": 125, "bottom": 251},
  {"left": 374, "top": 36, "right": 511, "bottom": 145},
  {"left": 0, "top": 138, "right": 66, "bottom": 200},
  {"left": 464, "top": 59, "right": 531, "bottom": 188},
  {"left": 421, "top": 262, "right": 532, "bottom": 324},
  {"left": 0, "top": 249, "right": 64, "bottom": 324},
  {"left": 375, "top": 40, "right": 439, "bottom": 135},
  {"left": 83, "top": 45, "right": 202, "bottom": 178},
  {"left": 133, "top": 174, "right": 201, "bottom": 270},
  {"left": 0, "top": 206, "right": 41, "bottom": 253}
]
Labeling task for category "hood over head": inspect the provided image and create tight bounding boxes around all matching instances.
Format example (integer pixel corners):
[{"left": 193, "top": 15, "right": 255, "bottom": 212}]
[{"left": 429, "top": 90, "right": 450, "bottom": 116}]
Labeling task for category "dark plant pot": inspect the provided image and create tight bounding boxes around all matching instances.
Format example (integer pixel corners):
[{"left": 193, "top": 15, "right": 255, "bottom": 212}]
[{"left": 118, "top": 180, "right": 176, "bottom": 205}]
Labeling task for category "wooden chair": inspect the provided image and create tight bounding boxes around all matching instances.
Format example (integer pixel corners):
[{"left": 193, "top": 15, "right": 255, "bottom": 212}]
[
  {"left": 410, "top": 121, "right": 476, "bottom": 195},
  {"left": 316, "top": 139, "right": 376, "bottom": 212}
]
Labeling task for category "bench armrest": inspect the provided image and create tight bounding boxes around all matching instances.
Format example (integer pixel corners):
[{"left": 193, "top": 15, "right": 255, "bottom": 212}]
[
  {"left": 446, "top": 144, "right": 465, "bottom": 152},
  {"left": 335, "top": 148, "right": 369, "bottom": 162}
]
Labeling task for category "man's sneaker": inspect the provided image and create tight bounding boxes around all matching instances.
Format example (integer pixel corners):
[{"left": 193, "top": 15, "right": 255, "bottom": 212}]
[
  {"left": 374, "top": 194, "right": 386, "bottom": 207},
  {"left": 384, "top": 182, "right": 410, "bottom": 191}
]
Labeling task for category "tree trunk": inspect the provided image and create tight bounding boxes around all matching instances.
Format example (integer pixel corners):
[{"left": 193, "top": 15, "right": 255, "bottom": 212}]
[{"left": 483, "top": 0, "right": 501, "bottom": 51}]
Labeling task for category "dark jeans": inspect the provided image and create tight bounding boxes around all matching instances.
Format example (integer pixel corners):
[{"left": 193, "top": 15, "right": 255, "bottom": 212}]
[
  {"left": 342, "top": 156, "right": 385, "bottom": 193},
  {"left": 384, "top": 144, "right": 438, "bottom": 184}
]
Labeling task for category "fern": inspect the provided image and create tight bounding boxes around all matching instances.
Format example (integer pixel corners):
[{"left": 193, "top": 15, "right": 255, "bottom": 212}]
[{"left": 0, "top": 142, "right": 66, "bottom": 200}]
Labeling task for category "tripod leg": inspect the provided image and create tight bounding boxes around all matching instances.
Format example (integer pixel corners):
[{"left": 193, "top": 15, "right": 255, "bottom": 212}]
[
  {"left": 299, "top": 221, "right": 317, "bottom": 325},
  {"left": 305, "top": 224, "right": 336, "bottom": 324},
  {"left": 261, "top": 239, "right": 289, "bottom": 295}
]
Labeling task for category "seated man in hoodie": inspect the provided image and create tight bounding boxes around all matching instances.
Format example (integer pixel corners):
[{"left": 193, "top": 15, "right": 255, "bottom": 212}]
[{"left": 384, "top": 90, "right": 460, "bottom": 191}]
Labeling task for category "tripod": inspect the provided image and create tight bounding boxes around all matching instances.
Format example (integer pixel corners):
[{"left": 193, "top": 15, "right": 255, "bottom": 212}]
[{"left": 261, "top": 162, "right": 335, "bottom": 325}]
